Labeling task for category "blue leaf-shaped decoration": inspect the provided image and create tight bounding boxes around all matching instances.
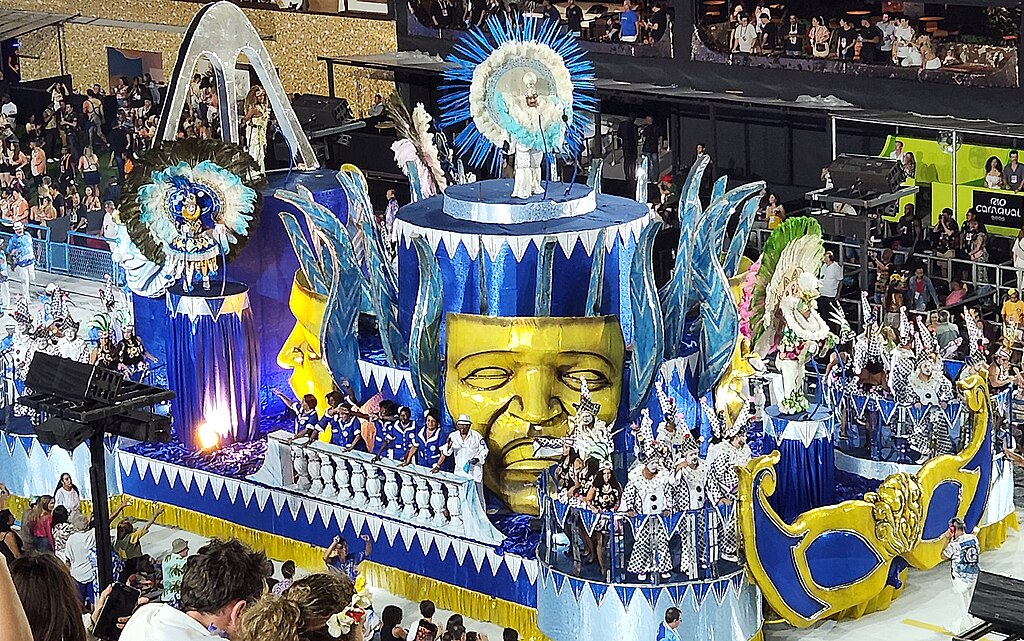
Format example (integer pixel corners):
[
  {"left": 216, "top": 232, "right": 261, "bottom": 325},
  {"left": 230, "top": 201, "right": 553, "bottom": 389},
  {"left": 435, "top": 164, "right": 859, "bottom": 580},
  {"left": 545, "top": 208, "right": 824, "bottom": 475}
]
[
  {"left": 405, "top": 160, "right": 425, "bottom": 203},
  {"left": 478, "top": 238, "right": 490, "bottom": 315},
  {"left": 535, "top": 236, "right": 558, "bottom": 316},
  {"left": 337, "top": 167, "right": 407, "bottom": 366},
  {"left": 275, "top": 187, "right": 364, "bottom": 397},
  {"left": 278, "top": 212, "right": 327, "bottom": 295},
  {"left": 628, "top": 220, "right": 665, "bottom": 413},
  {"left": 585, "top": 230, "right": 606, "bottom": 316},
  {"left": 722, "top": 188, "right": 764, "bottom": 277},
  {"left": 409, "top": 235, "right": 444, "bottom": 411},
  {"left": 710, "top": 174, "right": 728, "bottom": 205},
  {"left": 659, "top": 155, "right": 709, "bottom": 358}
]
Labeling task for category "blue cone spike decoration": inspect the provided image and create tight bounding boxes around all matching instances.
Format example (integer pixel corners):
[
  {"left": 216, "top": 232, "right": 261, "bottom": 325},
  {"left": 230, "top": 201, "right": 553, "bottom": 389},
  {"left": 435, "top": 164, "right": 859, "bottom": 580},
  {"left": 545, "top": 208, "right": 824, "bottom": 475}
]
[
  {"left": 438, "top": 15, "right": 597, "bottom": 173},
  {"left": 336, "top": 166, "right": 408, "bottom": 366},
  {"left": 628, "top": 220, "right": 665, "bottom": 413},
  {"left": 276, "top": 186, "right": 365, "bottom": 398},
  {"left": 535, "top": 236, "right": 559, "bottom": 316},
  {"left": 587, "top": 158, "right": 603, "bottom": 193},
  {"left": 585, "top": 230, "right": 606, "bottom": 316},
  {"left": 409, "top": 235, "right": 445, "bottom": 411}
]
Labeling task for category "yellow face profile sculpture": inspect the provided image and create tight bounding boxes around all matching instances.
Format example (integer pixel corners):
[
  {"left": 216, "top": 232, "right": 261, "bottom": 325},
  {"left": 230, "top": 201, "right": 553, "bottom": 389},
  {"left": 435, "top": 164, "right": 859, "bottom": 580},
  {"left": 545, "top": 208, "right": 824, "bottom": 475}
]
[
  {"left": 277, "top": 270, "right": 333, "bottom": 409},
  {"left": 444, "top": 313, "right": 625, "bottom": 514}
]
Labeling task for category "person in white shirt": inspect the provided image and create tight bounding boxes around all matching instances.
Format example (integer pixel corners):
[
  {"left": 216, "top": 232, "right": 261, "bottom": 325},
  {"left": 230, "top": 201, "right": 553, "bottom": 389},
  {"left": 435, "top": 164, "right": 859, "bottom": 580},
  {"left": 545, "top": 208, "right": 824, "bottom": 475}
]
[
  {"left": 731, "top": 14, "right": 758, "bottom": 53},
  {"left": 432, "top": 414, "right": 488, "bottom": 512},
  {"left": 53, "top": 473, "right": 81, "bottom": 513},
  {"left": 818, "top": 251, "right": 843, "bottom": 322},
  {"left": 942, "top": 517, "right": 980, "bottom": 633},
  {"left": 119, "top": 539, "right": 268, "bottom": 641},
  {"left": 877, "top": 12, "right": 896, "bottom": 60},
  {"left": 889, "top": 140, "right": 905, "bottom": 163},
  {"left": 61, "top": 512, "right": 98, "bottom": 603}
]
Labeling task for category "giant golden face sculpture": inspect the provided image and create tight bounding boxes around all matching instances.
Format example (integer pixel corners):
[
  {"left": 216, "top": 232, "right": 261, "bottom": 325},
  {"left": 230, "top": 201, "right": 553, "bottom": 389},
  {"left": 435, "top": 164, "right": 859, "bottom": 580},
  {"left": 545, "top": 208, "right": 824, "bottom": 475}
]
[
  {"left": 444, "top": 313, "right": 626, "bottom": 514},
  {"left": 277, "top": 270, "right": 333, "bottom": 409}
]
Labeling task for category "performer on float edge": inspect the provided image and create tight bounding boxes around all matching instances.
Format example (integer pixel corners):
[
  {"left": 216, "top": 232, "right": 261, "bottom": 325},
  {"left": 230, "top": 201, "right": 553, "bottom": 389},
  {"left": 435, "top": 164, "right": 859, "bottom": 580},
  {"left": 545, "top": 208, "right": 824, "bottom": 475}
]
[
  {"left": 371, "top": 400, "right": 409, "bottom": 462},
  {"left": 321, "top": 393, "right": 369, "bottom": 450},
  {"left": 6, "top": 221, "right": 34, "bottom": 301},
  {"left": 568, "top": 378, "right": 614, "bottom": 465},
  {"left": 674, "top": 432, "right": 706, "bottom": 578},
  {"left": 706, "top": 406, "right": 752, "bottom": 562},
  {"left": 621, "top": 457, "right": 679, "bottom": 580},
  {"left": 888, "top": 306, "right": 916, "bottom": 388},
  {"left": 274, "top": 389, "right": 320, "bottom": 435},
  {"left": 116, "top": 322, "right": 157, "bottom": 380},
  {"left": 433, "top": 414, "right": 489, "bottom": 511},
  {"left": 56, "top": 317, "right": 88, "bottom": 363},
  {"left": 892, "top": 318, "right": 955, "bottom": 461},
  {"left": 402, "top": 407, "right": 445, "bottom": 469}
]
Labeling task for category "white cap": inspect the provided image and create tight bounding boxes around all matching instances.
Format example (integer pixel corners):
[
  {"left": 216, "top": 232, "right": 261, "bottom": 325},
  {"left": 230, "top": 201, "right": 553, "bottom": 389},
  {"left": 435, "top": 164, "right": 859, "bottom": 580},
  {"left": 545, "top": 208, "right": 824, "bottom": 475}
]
[
  {"left": 12, "top": 222, "right": 24, "bottom": 231},
  {"left": 456, "top": 414, "right": 472, "bottom": 425}
]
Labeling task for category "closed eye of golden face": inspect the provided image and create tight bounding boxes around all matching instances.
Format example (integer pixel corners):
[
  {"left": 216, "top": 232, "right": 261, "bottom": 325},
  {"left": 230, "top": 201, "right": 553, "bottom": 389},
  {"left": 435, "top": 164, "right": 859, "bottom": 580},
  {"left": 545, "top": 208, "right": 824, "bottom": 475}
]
[
  {"left": 462, "top": 366, "right": 514, "bottom": 391},
  {"left": 560, "top": 368, "right": 611, "bottom": 392}
]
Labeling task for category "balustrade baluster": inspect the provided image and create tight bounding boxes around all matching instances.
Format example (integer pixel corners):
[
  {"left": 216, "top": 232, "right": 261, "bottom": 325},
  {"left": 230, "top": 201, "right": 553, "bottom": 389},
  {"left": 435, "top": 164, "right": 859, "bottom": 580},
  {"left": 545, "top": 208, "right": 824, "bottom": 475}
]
[
  {"left": 429, "top": 479, "right": 448, "bottom": 527},
  {"left": 291, "top": 443, "right": 311, "bottom": 491},
  {"left": 319, "top": 451, "right": 336, "bottom": 497},
  {"left": 307, "top": 449, "right": 323, "bottom": 495},
  {"left": 414, "top": 476, "right": 432, "bottom": 523},
  {"left": 350, "top": 459, "right": 367, "bottom": 506},
  {"left": 365, "top": 461, "right": 384, "bottom": 510},
  {"left": 445, "top": 482, "right": 463, "bottom": 534},
  {"left": 335, "top": 457, "right": 353, "bottom": 501},
  {"left": 399, "top": 470, "right": 417, "bottom": 520},
  {"left": 382, "top": 468, "right": 401, "bottom": 516}
]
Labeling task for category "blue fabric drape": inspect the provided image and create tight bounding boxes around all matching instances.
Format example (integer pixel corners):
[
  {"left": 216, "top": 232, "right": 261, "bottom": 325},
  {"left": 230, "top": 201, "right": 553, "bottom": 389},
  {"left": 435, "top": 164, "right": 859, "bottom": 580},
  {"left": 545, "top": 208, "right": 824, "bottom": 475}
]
[
  {"left": 168, "top": 307, "right": 261, "bottom": 450},
  {"left": 764, "top": 435, "right": 835, "bottom": 524}
]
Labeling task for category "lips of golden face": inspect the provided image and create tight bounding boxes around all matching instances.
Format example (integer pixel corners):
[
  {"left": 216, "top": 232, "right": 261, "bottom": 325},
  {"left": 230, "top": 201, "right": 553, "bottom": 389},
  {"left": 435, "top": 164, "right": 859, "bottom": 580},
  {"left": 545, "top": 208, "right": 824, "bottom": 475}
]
[
  {"left": 444, "top": 313, "right": 625, "bottom": 514},
  {"left": 276, "top": 271, "right": 334, "bottom": 409}
]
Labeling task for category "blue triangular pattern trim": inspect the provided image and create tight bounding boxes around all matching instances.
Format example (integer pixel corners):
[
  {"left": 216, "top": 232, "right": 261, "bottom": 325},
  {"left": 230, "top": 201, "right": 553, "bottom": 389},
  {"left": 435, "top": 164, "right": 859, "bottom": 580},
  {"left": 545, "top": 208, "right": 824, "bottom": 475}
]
[
  {"left": 38, "top": 441, "right": 54, "bottom": 457},
  {"left": 568, "top": 577, "right": 586, "bottom": 601},
  {"left": 579, "top": 509, "right": 600, "bottom": 536},
  {"left": 552, "top": 572, "right": 566, "bottom": 596},
  {"left": 552, "top": 499, "right": 570, "bottom": 528},
  {"left": 18, "top": 436, "right": 33, "bottom": 456},
  {"left": 590, "top": 582, "right": 609, "bottom": 606},
  {"left": 691, "top": 581, "right": 711, "bottom": 606},
  {"left": 640, "top": 586, "right": 661, "bottom": 610},
  {"left": 206, "top": 296, "right": 226, "bottom": 320},
  {"left": 4, "top": 433, "right": 17, "bottom": 457},
  {"left": 711, "top": 577, "right": 730, "bottom": 605},
  {"left": 614, "top": 585, "right": 636, "bottom": 608}
]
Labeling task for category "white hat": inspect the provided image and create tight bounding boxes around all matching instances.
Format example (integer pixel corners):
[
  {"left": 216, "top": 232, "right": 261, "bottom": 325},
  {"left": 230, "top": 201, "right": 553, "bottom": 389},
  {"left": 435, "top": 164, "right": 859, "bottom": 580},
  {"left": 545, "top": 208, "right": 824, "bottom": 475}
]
[
  {"left": 12, "top": 222, "right": 24, "bottom": 231},
  {"left": 456, "top": 414, "right": 472, "bottom": 425}
]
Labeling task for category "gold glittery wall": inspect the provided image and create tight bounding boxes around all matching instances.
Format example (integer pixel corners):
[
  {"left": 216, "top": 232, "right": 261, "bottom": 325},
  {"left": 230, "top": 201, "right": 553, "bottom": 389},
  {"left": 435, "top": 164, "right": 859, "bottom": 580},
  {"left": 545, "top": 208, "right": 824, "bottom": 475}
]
[{"left": 3, "top": 0, "right": 396, "bottom": 113}]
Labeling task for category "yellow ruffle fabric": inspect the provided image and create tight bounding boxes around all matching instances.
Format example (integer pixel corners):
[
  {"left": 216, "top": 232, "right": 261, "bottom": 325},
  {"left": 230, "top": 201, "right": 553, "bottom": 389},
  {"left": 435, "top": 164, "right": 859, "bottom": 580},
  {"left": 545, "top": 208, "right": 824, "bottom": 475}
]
[{"left": 976, "top": 512, "right": 1019, "bottom": 551}]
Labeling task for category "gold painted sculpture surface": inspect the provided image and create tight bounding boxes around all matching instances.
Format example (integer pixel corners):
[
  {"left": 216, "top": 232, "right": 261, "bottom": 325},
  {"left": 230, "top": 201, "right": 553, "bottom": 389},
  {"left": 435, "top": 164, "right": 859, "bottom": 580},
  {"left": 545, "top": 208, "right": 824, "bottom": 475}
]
[
  {"left": 736, "top": 369, "right": 991, "bottom": 627},
  {"left": 444, "top": 313, "right": 625, "bottom": 514},
  {"left": 277, "top": 271, "right": 333, "bottom": 408}
]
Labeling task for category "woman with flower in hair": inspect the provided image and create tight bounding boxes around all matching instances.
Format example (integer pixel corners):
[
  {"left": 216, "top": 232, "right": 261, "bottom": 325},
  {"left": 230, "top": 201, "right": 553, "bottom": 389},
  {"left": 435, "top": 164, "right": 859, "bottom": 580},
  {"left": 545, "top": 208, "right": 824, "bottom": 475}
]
[{"left": 237, "top": 572, "right": 372, "bottom": 641}]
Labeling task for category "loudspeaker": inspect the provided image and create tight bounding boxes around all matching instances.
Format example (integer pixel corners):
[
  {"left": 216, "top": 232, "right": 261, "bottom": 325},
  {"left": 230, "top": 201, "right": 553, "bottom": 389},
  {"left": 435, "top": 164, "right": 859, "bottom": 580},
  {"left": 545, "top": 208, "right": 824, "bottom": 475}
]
[
  {"left": 291, "top": 94, "right": 352, "bottom": 129},
  {"left": 35, "top": 416, "right": 94, "bottom": 451},
  {"left": 25, "top": 353, "right": 121, "bottom": 404},
  {"left": 109, "top": 409, "right": 172, "bottom": 443},
  {"left": 828, "top": 154, "right": 904, "bottom": 194}
]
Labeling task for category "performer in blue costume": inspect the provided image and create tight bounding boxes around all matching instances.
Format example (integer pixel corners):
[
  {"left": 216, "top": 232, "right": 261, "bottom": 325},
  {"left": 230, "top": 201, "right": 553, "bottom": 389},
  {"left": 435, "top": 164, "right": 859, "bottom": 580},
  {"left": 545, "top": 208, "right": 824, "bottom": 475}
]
[
  {"left": 274, "top": 389, "right": 320, "bottom": 436},
  {"left": 321, "top": 391, "right": 369, "bottom": 450},
  {"left": 6, "top": 222, "right": 35, "bottom": 301},
  {"left": 371, "top": 400, "right": 408, "bottom": 461},
  {"left": 401, "top": 408, "right": 445, "bottom": 469}
]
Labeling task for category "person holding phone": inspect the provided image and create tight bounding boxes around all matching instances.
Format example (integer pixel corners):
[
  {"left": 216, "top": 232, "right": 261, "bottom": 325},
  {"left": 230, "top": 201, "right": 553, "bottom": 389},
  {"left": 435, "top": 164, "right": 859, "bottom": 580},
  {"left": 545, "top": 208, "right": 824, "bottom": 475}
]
[{"left": 942, "top": 517, "right": 980, "bottom": 633}]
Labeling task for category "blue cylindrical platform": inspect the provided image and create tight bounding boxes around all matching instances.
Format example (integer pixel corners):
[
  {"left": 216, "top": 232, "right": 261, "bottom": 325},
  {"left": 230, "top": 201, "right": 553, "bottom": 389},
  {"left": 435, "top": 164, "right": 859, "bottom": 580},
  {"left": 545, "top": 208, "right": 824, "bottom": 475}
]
[{"left": 165, "top": 282, "right": 261, "bottom": 450}]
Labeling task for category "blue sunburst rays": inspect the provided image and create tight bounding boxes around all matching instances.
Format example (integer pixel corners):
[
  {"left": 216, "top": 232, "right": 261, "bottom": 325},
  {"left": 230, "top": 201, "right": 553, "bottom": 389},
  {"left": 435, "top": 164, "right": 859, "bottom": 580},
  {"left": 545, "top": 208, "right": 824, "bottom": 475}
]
[{"left": 439, "top": 14, "right": 597, "bottom": 172}]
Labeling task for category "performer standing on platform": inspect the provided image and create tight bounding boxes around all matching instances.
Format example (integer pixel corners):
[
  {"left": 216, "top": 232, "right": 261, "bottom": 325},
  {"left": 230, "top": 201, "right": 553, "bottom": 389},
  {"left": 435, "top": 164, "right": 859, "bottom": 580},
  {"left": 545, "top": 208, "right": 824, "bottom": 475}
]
[
  {"left": 274, "top": 389, "right": 320, "bottom": 435},
  {"left": 116, "top": 323, "right": 157, "bottom": 380},
  {"left": 433, "top": 414, "right": 488, "bottom": 511},
  {"left": 6, "top": 222, "right": 34, "bottom": 301},
  {"left": 322, "top": 393, "right": 368, "bottom": 450},
  {"left": 57, "top": 317, "right": 88, "bottom": 363},
  {"left": 371, "top": 400, "right": 408, "bottom": 462},
  {"left": 621, "top": 458, "right": 678, "bottom": 581},
  {"left": 402, "top": 407, "right": 445, "bottom": 469},
  {"left": 242, "top": 86, "right": 270, "bottom": 176},
  {"left": 507, "top": 72, "right": 545, "bottom": 199},
  {"left": 705, "top": 408, "right": 752, "bottom": 562}
]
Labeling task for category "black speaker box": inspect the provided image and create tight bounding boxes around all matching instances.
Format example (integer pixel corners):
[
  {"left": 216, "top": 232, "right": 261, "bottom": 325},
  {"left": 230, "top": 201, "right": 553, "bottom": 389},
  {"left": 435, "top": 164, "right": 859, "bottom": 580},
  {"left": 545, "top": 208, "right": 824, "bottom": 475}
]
[{"left": 828, "top": 154, "right": 904, "bottom": 194}]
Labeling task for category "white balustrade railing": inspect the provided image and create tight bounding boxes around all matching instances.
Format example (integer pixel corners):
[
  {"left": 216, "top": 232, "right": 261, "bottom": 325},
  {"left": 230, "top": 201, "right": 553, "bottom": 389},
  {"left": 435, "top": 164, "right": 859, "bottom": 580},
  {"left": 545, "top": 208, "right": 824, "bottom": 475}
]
[{"left": 263, "top": 430, "right": 503, "bottom": 544}]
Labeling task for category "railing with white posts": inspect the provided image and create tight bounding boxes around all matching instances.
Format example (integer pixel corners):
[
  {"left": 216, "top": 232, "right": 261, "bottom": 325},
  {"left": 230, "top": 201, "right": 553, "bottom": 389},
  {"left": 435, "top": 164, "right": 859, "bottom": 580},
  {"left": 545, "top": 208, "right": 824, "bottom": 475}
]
[{"left": 260, "top": 430, "right": 505, "bottom": 545}]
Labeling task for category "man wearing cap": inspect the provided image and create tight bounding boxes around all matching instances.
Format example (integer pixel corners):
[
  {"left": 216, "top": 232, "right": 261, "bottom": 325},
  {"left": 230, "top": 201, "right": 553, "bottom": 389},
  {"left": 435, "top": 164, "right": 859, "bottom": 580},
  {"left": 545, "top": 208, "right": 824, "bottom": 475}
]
[
  {"left": 162, "top": 538, "right": 190, "bottom": 605},
  {"left": 433, "top": 414, "right": 489, "bottom": 512},
  {"left": 6, "top": 222, "right": 34, "bottom": 300},
  {"left": 942, "top": 517, "right": 980, "bottom": 633}
]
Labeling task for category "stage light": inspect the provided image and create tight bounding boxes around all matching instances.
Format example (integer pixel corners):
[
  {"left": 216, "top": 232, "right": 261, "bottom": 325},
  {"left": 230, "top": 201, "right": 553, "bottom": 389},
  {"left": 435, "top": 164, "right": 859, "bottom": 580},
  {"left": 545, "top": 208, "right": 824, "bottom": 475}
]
[{"left": 196, "top": 422, "right": 221, "bottom": 451}]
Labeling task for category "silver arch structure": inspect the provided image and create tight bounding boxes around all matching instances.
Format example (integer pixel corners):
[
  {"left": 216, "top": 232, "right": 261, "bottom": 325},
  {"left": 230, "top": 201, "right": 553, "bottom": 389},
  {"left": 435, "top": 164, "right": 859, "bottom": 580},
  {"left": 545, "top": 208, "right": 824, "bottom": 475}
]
[{"left": 156, "top": 1, "right": 319, "bottom": 170}]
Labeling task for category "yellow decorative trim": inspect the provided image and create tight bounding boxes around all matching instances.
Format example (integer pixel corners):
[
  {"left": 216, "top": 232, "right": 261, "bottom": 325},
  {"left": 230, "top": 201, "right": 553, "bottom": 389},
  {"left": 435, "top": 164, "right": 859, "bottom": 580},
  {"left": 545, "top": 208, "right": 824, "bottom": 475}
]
[
  {"left": 976, "top": 512, "right": 1018, "bottom": 552},
  {"left": 359, "top": 560, "right": 542, "bottom": 640},
  {"left": 746, "top": 629, "right": 765, "bottom": 641},
  {"left": 832, "top": 566, "right": 907, "bottom": 621}
]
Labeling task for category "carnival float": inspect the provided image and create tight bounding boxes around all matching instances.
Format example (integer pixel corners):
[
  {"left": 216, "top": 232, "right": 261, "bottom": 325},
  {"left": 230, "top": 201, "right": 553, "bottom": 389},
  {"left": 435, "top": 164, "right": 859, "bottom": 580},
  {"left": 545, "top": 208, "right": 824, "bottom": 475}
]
[{"left": 0, "top": 3, "right": 1015, "bottom": 640}]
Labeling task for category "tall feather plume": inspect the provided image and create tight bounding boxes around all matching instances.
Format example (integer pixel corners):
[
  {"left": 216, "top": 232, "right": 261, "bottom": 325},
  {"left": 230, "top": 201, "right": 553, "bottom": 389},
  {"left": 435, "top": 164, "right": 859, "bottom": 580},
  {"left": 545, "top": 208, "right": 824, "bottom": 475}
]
[{"left": 409, "top": 235, "right": 445, "bottom": 411}]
